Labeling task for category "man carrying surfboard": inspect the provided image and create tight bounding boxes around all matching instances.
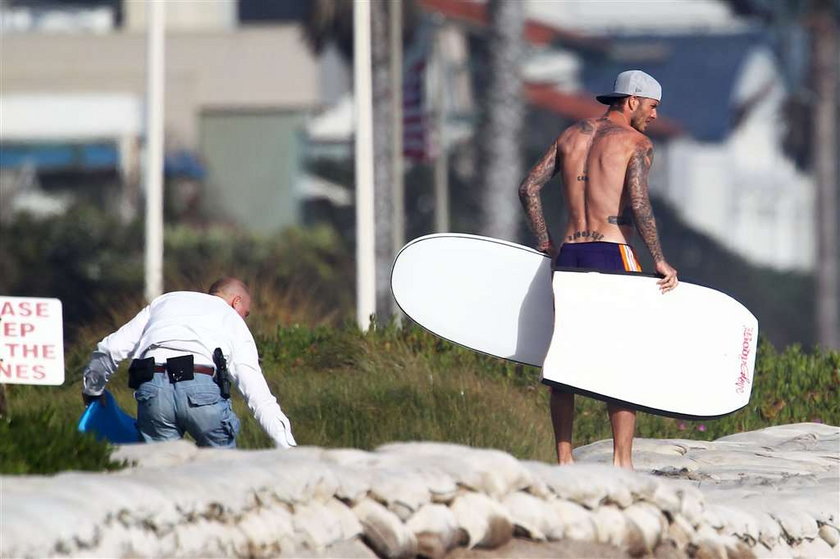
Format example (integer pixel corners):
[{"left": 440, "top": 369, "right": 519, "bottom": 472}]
[{"left": 518, "top": 69, "right": 678, "bottom": 469}]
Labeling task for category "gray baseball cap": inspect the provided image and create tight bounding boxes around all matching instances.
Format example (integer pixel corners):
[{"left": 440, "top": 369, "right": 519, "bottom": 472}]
[{"left": 596, "top": 70, "right": 662, "bottom": 104}]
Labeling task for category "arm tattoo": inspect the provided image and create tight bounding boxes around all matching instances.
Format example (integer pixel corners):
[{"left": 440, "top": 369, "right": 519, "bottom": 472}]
[
  {"left": 627, "top": 143, "right": 665, "bottom": 262},
  {"left": 519, "top": 139, "right": 561, "bottom": 250}
]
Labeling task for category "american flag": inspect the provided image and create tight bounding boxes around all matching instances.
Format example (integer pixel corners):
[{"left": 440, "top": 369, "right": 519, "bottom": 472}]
[{"left": 402, "top": 57, "right": 430, "bottom": 163}]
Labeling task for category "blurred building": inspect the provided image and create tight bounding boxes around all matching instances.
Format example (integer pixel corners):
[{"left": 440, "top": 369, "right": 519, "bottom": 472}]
[
  {"left": 529, "top": 0, "right": 815, "bottom": 272},
  {"left": 578, "top": 28, "right": 815, "bottom": 272},
  {"left": 1, "top": 0, "right": 815, "bottom": 272},
  {"left": 0, "top": 0, "right": 337, "bottom": 233},
  {"left": 411, "top": 0, "right": 814, "bottom": 272}
]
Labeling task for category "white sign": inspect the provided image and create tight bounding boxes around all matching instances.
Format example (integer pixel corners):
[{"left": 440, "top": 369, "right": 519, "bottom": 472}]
[{"left": 0, "top": 296, "right": 64, "bottom": 385}]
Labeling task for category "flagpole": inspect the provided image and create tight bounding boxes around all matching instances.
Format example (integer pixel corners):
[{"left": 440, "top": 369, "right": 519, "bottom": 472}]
[
  {"left": 355, "top": 0, "right": 376, "bottom": 331},
  {"left": 391, "top": 0, "right": 404, "bottom": 254},
  {"left": 434, "top": 21, "right": 449, "bottom": 233},
  {"left": 144, "top": 1, "right": 165, "bottom": 302}
]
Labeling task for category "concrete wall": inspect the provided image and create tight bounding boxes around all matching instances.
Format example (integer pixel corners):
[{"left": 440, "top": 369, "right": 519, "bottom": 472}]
[{"left": 200, "top": 110, "right": 306, "bottom": 234}]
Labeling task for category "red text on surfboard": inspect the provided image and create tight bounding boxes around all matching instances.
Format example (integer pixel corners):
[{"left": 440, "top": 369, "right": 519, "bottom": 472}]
[{"left": 736, "top": 326, "right": 755, "bottom": 394}]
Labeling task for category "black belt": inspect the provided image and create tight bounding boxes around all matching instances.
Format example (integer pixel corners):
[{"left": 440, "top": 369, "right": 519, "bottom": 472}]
[{"left": 154, "top": 364, "right": 215, "bottom": 376}]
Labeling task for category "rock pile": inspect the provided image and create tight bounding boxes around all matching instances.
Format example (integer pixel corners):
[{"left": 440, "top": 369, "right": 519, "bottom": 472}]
[{"left": 1, "top": 423, "right": 837, "bottom": 558}]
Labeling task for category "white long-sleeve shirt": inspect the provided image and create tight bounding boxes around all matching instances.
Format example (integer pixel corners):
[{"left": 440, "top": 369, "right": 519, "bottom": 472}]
[{"left": 82, "top": 291, "right": 296, "bottom": 448}]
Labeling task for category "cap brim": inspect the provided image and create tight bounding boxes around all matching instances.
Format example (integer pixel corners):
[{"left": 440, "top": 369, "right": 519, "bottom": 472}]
[{"left": 595, "top": 93, "right": 628, "bottom": 105}]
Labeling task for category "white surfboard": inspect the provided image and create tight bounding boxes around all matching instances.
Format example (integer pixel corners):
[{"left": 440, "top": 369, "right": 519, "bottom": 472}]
[
  {"left": 391, "top": 233, "right": 555, "bottom": 366},
  {"left": 390, "top": 233, "right": 758, "bottom": 419}
]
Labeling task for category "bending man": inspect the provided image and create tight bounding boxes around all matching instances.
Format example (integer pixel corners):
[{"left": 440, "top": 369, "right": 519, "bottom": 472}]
[
  {"left": 82, "top": 277, "right": 296, "bottom": 449},
  {"left": 519, "top": 70, "right": 678, "bottom": 469}
]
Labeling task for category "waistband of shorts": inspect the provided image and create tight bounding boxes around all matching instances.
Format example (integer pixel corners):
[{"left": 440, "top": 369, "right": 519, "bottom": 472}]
[{"left": 560, "top": 241, "right": 634, "bottom": 249}]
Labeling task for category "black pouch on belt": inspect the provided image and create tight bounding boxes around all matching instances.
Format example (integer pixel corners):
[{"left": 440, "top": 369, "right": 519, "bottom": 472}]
[
  {"left": 166, "top": 354, "right": 194, "bottom": 383},
  {"left": 128, "top": 356, "right": 155, "bottom": 389}
]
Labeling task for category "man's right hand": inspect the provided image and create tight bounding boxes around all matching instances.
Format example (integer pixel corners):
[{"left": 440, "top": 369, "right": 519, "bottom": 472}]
[{"left": 655, "top": 260, "right": 678, "bottom": 293}]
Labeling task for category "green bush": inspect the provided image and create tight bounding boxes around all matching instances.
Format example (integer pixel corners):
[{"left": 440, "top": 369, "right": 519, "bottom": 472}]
[
  {"left": 243, "top": 324, "right": 839, "bottom": 461},
  {"left": 2, "top": 324, "right": 837, "bottom": 472},
  {"left": 2, "top": 208, "right": 836, "bottom": 471},
  {"left": 0, "top": 206, "right": 355, "bottom": 344},
  {"left": 0, "top": 406, "right": 128, "bottom": 474}
]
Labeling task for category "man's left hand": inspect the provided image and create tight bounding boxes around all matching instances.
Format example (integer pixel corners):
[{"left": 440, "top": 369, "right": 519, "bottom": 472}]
[{"left": 655, "top": 260, "right": 679, "bottom": 293}]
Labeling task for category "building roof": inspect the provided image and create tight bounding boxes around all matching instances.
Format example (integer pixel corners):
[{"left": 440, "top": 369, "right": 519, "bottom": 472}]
[
  {"left": 418, "top": 0, "right": 769, "bottom": 144},
  {"left": 417, "top": 0, "right": 607, "bottom": 51}
]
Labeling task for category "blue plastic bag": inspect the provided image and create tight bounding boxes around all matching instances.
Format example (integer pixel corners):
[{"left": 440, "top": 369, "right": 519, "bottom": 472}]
[{"left": 77, "top": 390, "right": 142, "bottom": 444}]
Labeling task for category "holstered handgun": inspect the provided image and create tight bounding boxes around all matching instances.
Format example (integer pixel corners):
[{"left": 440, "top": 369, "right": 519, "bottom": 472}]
[
  {"left": 128, "top": 357, "right": 155, "bottom": 389},
  {"left": 212, "top": 348, "right": 231, "bottom": 399}
]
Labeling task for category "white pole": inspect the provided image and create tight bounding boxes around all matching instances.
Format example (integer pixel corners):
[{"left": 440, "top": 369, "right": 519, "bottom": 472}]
[
  {"left": 390, "top": 0, "right": 404, "bottom": 253},
  {"left": 355, "top": 0, "right": 376, "bottom": 330},
  {"left": 434, "top": 23, "right": 449, "bottom": 233},
  {"left": 144, "top": 1, "right": 165, "bottom": 302}
]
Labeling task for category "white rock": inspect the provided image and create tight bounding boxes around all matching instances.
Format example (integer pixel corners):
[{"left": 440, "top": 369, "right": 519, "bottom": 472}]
[
  {"left": 548, "top": 500, "right": 597, "bottom": 542},
  {"left": 112, "top": 439, "right": 198, "bottom": 468},
  {"left": 819, "top": 524, "right": 839, "bottom": 547},
  {"left": 327, "top": 498, "right": 364, "bottom": 541},
  {"left": 692, "top": 525, "right": 730, "bottom": 559},
  {"left": 352, "top": 498, "right": 417, "bottom": 558},
  {"left": 294, "top": 501, "right": 352, "bottom": 551},
  {"left": 753, "top": 540, "right": 796, "bottom": 558},
  {"left": 236, "top": 506, "right": 295, "bottom": 557},
  {"left": 170, "top": 518, "right": 234, "bottom": 558},
  {"left": 754, "top": 511, "right": 785, "bottom": 550},
  {"left": 590, "top": 505, "right": 629, "bottom": 546},
  {"left": 777, "top": 490, "right": 840, "bottom": 527},
  {"left": 789, "top": 537, "right": 838, "bottom": 558},
  {"left": 714, "top": 423, "right": 839, "bottom": 448},
  {"left": 500, "top": 491, "right": 550, "bottom": 541},
  {"left": 116, "top": 525, "right": 173, "bottom": 558},
  {"left": 704, "top": 503, "right": 761, "bottom": 546},
  {"left": 678, "top": 483, "right": 708, "bottom": 528},
  {"left": 326, "top": 466, "right": 371, "bottom": 504},
  {"left": 1, "top": 423, "right": 838, "bottom": 559},
  {"left": 666, "top": 513, "right": 696, "bottom": 550},
  {"left": 320, "top": 447, "right": 373, "bottom": 467},
  {"left": 450, "top": 492, "right": 513, "bottom": 549},
  {"left": 623, "top": 501, "right": 666, "bottom": 551},
  {"left": 376, "top": 442, "right": 532, "bottom": 499},
  {"left": 768, "top": 506, "right": 821, "bottom": 543},
  {"left": 377, "top": 443, "right": 533, "bottom": 499},
  {"left": 524, "top": 462, "right": 646, "bottom": 509},
  {"left": 649, "top": 480, "right": 683, "bottom": 514},
  {"left": 406, "top": 504, "right": 461, "bottom": 558},
  {"left": 368, "top": 469, "right": 432, "bottom": 520}
]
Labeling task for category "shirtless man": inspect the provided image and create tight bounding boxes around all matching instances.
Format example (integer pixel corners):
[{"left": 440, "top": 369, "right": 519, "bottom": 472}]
[{"left": 518, "top": 70, "right": 678, "bottom": 469}]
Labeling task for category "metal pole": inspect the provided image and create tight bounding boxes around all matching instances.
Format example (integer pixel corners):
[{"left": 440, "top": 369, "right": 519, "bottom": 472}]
[
  {"left": 812, "top": 7, "right": 839, "bottom": 348},
  {"left": 434, "top": 22, "right": 449, "bottom": 233},
  {"left": 144, "top": 1, "right": 165, "bottom": 302},
  {"left": 391, "top": 0, "right": 405, "bottom": 252},
  {"left": 355, "top": 0, "right": 376, "bottom": 330}
]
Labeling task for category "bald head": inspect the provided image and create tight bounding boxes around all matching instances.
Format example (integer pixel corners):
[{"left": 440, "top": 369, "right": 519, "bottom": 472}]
[{"left": 208, "top": 277, "right": 252, "bottom": 318}]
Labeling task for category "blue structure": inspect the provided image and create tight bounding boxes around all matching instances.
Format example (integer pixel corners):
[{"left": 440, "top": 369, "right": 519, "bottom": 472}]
[{"left": 581, "top": 31, "right": 772, "bottom": 142}]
